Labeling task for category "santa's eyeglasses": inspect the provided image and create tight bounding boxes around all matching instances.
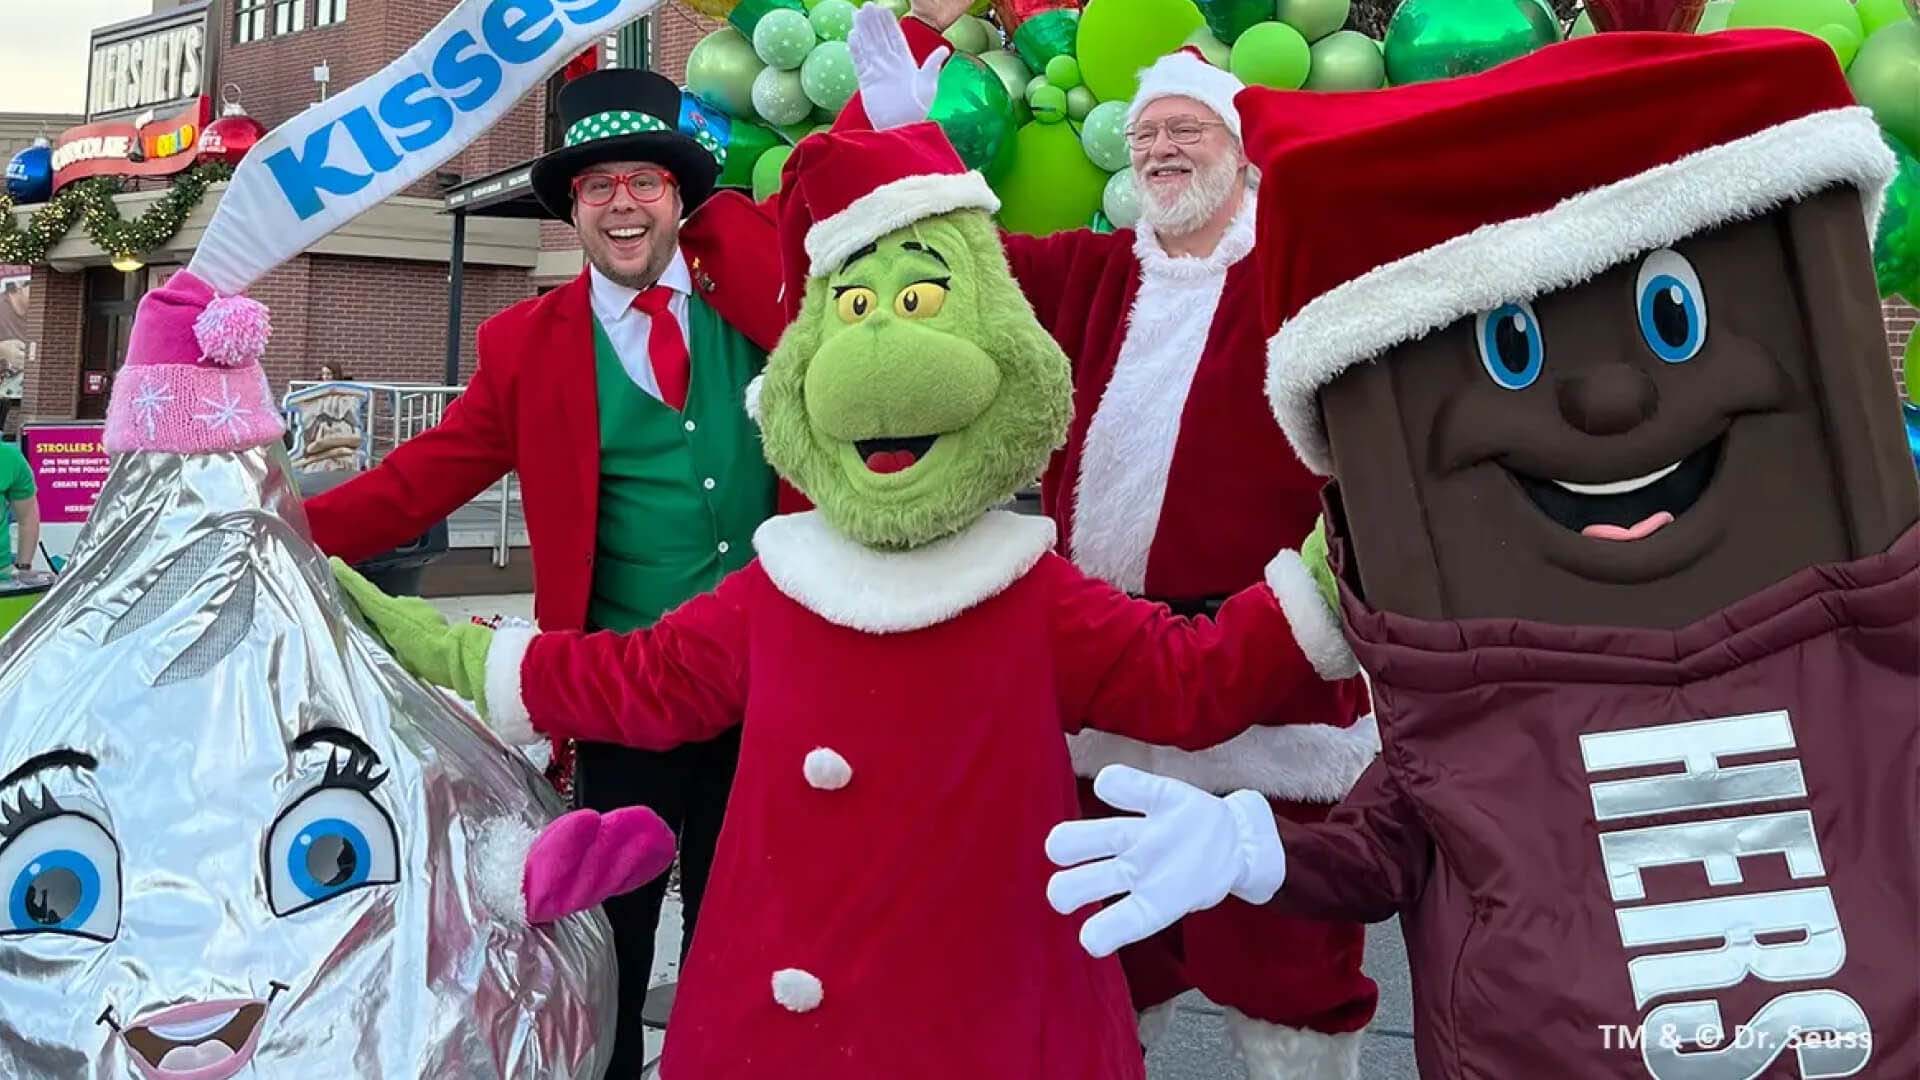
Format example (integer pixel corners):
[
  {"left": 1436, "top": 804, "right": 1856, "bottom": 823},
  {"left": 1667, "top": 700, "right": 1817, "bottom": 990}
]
[
  {"left": 572, "top": 170, "right": 678, "bottom": 206},
  {"left": 1125, "top": 118, "right": 1226, "bottom": 149}
]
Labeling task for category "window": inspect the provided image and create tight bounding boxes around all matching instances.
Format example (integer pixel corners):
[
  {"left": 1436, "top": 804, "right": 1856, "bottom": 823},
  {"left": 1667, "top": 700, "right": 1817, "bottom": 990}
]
[
  {"left": 274, "top": 0, "right": 307, "bottom": 36},
  {"left": 614, "top": 18, "right": 650, "bottom": 70},
  {"left": 316, "top": 0, "right": 346, "bottom": 26},
  {"left": 234, "top": 0, "right": 269, "bottom": 43}
]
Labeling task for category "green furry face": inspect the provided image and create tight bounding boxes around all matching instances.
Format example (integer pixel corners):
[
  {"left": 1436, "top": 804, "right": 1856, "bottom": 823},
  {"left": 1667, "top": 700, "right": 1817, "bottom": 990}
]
[{"left": 759, "top": 211, "right": 1072, "bottom": 549}]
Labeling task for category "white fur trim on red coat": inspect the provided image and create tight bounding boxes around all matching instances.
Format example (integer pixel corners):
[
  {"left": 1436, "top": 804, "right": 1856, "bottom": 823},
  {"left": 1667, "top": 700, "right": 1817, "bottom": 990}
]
[
  {"left": 1069, "top": 199, "right": 1255, "bottom": 594},
  {"left": 754, "top": 509, "right": 1056, "bottom": 634},
  {"left": 484, "top": 626, "right": 539, "bottom": 746},
  {"left": 1224, "top": 1012, "right": 1364, "bottom": 1080},
  {"left": 1265, "top": 107, "right": 1896, "bottom": 476},
  {"left": 805, "top": 172, "right": 1000, "bottom": 276}
]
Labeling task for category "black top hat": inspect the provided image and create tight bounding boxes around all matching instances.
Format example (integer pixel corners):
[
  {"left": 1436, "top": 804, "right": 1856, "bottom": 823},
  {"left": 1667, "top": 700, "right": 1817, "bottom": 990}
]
[{"left": 530, "top": 69, "right": 721, "bottom": 220}]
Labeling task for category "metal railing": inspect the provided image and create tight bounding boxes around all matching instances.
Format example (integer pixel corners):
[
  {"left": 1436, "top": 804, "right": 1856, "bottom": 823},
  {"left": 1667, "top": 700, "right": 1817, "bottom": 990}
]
[{"left": 285, "top": 380, "right": 521, "bottom": 566}]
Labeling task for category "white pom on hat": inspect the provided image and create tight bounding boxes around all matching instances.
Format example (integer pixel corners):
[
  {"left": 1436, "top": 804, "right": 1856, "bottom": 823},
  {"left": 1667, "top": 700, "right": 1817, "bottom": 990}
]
[{"left": 1128, "top": 48, "right": 1247, "bottom": 142}]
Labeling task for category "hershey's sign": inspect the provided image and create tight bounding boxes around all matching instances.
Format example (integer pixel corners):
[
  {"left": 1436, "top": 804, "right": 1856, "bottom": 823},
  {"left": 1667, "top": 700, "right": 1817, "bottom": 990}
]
[{"left": 88, "top": 10, "right": 207, "bottom": 119}]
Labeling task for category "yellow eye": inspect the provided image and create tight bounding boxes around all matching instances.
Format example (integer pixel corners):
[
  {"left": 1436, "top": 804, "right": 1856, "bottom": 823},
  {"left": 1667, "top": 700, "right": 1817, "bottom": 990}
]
[
  {"left": 835, "top": 287, "right": 878, "bottom": 324},
  {"left": 893, "top": 281, "right": 949, "bottom": 319}
]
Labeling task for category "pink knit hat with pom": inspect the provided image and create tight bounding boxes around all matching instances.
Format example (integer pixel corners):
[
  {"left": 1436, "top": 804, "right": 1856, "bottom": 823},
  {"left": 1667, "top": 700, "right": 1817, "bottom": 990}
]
[{"left": 103, "top": 269, "right": 285, "bottom": 453}]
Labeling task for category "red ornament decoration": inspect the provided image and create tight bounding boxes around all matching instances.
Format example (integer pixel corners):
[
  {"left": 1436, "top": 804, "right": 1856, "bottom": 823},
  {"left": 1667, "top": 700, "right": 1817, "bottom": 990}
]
[
  {"left": 196, "top": 89, "right": 266, "bottom": 168},
  {"left": 563, "top": 46, "right": 599, "bottom": 82},
  {"left": 991, "top": 0, "right": 1077, "bottom": 33},
  {"left": 1583, "top": 0, "right": 1707, "bottom": 32}
]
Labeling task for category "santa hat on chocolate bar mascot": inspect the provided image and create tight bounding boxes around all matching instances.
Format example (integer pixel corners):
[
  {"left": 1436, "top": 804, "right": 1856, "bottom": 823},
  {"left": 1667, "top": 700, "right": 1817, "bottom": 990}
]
[
  {"left": 1056, "top": 24, "right": 1920, "bottom": 1080},
  {"left": 859, "top": 13, "right": 1382, "bottom": 1074}
]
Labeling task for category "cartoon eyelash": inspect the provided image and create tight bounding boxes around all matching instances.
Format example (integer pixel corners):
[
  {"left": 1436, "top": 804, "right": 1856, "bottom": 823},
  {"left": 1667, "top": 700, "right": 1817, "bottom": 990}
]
[
  {"left": 319, "top": 748, "right": 388, "bottom": 794},
  {"left": 0, "top": 786, "right": 65, "bottom": 842}
]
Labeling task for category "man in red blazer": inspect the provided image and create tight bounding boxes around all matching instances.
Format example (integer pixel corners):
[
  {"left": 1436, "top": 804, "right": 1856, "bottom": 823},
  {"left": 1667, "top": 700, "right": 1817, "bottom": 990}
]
[
  {"left": 304, "top": 68, "right": 798, "bottom": 1075},
  {"left": 852, "top": 10, "right": 1379, "bottom": 1076}
]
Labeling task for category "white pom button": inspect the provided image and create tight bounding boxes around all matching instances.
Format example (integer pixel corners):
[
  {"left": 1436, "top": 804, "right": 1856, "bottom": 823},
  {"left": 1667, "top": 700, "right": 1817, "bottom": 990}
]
[
  {"left": 771, "top": 968, "right": 824, "bottom": 1013},
  {"left": 803, "top": 747, "right": 852, "bottom": 790}
]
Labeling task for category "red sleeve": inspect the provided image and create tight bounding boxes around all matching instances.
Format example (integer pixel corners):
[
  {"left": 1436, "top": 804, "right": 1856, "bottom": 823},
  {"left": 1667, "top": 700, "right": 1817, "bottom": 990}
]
[
  {"left": 306, "top": 329, "right": 514, "bottom": 563},
  {"left": 1049, "top": 554, "right": 1330, "bottom": 749},
  {"left": 1001, "top": 230, "right": 1099, "bottom": 331},
  {"left": 518, "top": 567, "right": 754, "bottom": 750},
  {"left": 1269, "top": 759, "right": 1432, "bottom": 924}
]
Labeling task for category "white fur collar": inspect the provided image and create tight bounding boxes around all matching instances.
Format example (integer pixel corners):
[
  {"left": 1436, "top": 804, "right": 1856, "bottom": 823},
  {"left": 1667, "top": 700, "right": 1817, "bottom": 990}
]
[
  {"left": 754, "top": 510, "right": 1059, "bottom": 634},
  {"left": 1133, "top": 192, "right": 1256, "bottom": 280}
]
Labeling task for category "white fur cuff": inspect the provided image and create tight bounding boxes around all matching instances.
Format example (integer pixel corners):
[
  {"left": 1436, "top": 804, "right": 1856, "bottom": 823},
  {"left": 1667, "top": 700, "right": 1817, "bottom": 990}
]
[
  {"left": 472, "top": 816, "right": 537, "bottom": 924},
  {"left": 485, "top": 626, "right": 540, "bottom": 745},
  {"left": 1265, "top": 550, "right": 1359, "bottom": 681},
  {"left": 1226, "top": 789, "right": 1287, "bottom": 904}
]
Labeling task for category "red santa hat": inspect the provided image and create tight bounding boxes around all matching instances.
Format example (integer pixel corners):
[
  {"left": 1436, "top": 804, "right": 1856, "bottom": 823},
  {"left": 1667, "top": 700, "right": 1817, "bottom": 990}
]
[
  {"left": 1243, "top": 29, "right": 1896, "bottom": 476},
  {"left": 776, "top": 108, "right": 999, "bottom": 319},
  {"left": 1128, "top": 47, "right": 1246, "bottom": 142}
]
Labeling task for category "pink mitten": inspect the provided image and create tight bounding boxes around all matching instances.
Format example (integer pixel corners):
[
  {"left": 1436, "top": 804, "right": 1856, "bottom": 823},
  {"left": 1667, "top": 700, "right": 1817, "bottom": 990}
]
[{"left": 523, "top": 807, "right": 677, "bottom": 925}]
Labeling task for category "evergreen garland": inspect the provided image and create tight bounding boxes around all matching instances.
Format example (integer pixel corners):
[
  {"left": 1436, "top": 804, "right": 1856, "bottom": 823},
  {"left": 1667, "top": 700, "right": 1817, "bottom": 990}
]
[{"left": 0, "top": 162, "right": 234, "bottom": 266}]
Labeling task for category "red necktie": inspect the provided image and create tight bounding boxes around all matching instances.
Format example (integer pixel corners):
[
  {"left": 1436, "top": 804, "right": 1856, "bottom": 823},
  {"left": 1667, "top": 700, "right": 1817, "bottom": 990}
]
[{"left": 632, "top": 286, "right": 689, "bottom": 411}]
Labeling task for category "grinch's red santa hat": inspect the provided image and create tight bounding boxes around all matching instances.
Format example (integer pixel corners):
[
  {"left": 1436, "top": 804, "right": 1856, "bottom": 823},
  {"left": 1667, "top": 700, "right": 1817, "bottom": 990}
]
[
  {"left": 1243, "top": 29, "right": 1895, "bottom": 476},
  {"left": 776, "top": 109, "right": 999, "bottom": 317},
  {"left": 1129, "top": 46, "right": 1246, "bottom": 141}
]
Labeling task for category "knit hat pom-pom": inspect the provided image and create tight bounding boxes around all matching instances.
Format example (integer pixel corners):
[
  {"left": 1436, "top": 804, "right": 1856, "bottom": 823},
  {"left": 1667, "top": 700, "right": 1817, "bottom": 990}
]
[{"left": 194, "top": 294, "right": 272, "bottom": 368}]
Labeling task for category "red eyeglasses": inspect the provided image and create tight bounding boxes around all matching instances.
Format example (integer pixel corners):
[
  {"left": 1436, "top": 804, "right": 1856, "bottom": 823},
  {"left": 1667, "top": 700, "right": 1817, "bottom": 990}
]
[{"left": 572, "top": 170, "right": 678, "bottom": 207}]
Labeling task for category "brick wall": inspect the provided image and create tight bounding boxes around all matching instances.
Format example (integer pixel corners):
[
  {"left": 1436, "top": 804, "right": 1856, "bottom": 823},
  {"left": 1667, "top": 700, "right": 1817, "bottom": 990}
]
[
  {"left": 299, "top": 255, "right": 531, "bottom": 387},
  {"left": 21, "top": 267, "right": 83, "bottom": 424},
  {"left": 651, "top": 3, "right": 724, "bottom": 85}
]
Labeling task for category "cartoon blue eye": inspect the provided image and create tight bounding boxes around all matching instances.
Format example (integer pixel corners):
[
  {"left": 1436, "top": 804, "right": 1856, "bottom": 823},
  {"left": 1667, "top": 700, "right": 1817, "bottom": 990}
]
[
  {"left": 267, "top": 787, "right": 398, "bottom": 916},
  {"left": 0, "top": 812, "right": 121, "bottom": 941},
  {"left": 1636, "top": 248, "right": 1708, "bottom": 363},
  {"left": 1474, "top": 301, "right": 1545, "bottom": 390}
]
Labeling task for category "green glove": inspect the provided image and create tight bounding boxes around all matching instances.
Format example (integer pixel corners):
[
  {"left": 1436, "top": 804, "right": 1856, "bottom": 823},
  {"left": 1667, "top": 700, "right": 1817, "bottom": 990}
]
[
  {"left": 331, "top": 558, "right": 495, "bottom": 716},
  {"left": 1299, "top": 515, "right": 1339, "bottom": 613}
]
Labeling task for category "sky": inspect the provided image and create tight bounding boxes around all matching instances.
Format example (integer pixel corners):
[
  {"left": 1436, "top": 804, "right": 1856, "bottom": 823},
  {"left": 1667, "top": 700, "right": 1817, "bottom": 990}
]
[{"left": 0, "top": 0, "right": 153, "bottom": 114}]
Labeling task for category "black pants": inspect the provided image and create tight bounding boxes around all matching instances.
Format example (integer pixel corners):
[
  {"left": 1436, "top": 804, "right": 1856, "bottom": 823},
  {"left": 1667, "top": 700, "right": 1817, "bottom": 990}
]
[{"left": 572, "top": 727, "right": 742, "bottom": 1077}]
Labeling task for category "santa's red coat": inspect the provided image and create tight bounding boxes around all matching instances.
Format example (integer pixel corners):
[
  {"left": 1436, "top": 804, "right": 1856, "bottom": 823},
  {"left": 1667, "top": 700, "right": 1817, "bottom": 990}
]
[{"left": 498, "top": 511, "right": 1341, "bottom": 1078}]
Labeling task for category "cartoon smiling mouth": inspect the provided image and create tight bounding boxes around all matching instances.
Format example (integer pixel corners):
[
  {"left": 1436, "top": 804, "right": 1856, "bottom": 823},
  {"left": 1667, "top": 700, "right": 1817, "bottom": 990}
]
[
  {"left": 856, "top": 435, "right": 938, "bottom": 475},
  {"left": 122, "top": 999, "right": 270, "bottom": 1080},
  {"left": 1513, "top": 436, "right": 1723, "bottom": 542}
]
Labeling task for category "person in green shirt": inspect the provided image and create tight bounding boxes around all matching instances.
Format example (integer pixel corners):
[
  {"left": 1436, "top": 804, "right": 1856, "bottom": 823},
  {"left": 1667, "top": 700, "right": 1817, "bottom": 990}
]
[{"left": 0, "top": 440, "right": 41, "bottom": 578}]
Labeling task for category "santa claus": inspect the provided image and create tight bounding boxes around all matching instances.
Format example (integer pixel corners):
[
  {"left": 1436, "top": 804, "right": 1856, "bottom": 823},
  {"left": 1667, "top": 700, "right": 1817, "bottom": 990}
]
[{"left": 853, "top": 10, "right": 1379, "bottom": 1076}]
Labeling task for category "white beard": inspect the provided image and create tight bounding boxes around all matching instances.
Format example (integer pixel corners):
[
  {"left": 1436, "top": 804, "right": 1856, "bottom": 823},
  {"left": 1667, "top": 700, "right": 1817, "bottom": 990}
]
[{"left": 1138, "top": 157, "right": 1240, "bottom": 236}]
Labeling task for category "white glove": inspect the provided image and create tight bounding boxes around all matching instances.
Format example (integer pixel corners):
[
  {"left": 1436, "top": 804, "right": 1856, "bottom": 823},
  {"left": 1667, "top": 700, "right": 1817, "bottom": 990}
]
[
  {"left": 1046, "top": 764, "right": 1287, "bottom": 959},
  {"left": 848, "top": 5, "right": 950, "bottom": 131}
]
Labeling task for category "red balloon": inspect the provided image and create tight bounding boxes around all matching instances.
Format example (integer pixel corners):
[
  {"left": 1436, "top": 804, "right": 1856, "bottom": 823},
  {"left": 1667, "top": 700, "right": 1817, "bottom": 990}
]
[
  {"left": 197, "top": 109, "right": 267, "bottom": 167},
  {"left": 1584, "top": 0, "right": 1707, "bottom": 32}
]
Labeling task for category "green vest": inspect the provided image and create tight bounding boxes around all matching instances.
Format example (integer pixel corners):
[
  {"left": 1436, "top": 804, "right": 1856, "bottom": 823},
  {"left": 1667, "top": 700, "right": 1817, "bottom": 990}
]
[{"left": 588, "top": 295, "right": 774, "bottom": 633}]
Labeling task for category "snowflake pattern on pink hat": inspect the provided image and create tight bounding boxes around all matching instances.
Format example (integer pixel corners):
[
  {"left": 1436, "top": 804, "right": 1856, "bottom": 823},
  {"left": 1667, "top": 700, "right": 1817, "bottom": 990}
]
[{"left": 103, "top": 269, "right": 286, "bottom": 453}]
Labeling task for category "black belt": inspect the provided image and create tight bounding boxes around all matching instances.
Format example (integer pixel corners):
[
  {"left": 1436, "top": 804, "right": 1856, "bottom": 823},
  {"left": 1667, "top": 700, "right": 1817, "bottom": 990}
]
[{"left": 1138, "top": 594, "right": 1227, "bottom": 618}]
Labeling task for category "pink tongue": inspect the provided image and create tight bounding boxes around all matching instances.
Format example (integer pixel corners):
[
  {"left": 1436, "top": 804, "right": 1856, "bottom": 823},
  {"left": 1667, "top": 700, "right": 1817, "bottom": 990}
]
[
  {"left": 865, "top": 450, "right": 918, "bottom": 475},
  {"left": 1582, "top": 511, "right": 1675, "bottom": 541}
]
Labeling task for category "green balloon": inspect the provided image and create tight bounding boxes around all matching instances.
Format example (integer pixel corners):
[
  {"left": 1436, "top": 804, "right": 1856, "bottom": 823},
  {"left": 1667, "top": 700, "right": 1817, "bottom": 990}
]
[
  {"left": 1231, "top": 21, "right": 1313, "bottom": 89},
  {"left": 800, "top": 40, "right": 858, "bottom": 111},
  {"left": 752, "top": 65, "right": 813, "bottom": 125},
  {"left": 1030, "top": 83, "right": 1068, "bottom": 123},
  {"left": 1857, "top": 0, "right": 1909, "bottom": 35},
  {"left": 1569, "top": 10, "right": 1594, "bottom": 37},
  {"left": 1304, "top": 29, "right": 1386, "bottom": 90},
  {"left": 1102, "top": 167, "right": 1141, "bottom": 228},
  {"left": 1695, "top": 0, "right": 1735, "bottom": 32},
  {"left": 1065, "top": 85, "right": 1097, "bottom": 119},
  {"left": 753, "top": 9, "right": 817, "bottom": 69},
  {"left": 1817, "top": 21, "right": 1864, "bottom": 67},
  {"left": 980, "top": 49, "right": 1033, "bottom": 100},
  {"left": 1080, "top": 99, "right": 1131, "bottom": 171},
  {"left": 1851, "top": 21, "right": 1920, "bottom": 154},
  {"left": 1275, "top": 0, "right": 1351, "bottom": 42},
  {"left": 714, "top": 114, "right": 783, "bottom": 187},
  {"left": 751, "top": 144, "right": 793, "bottom": 202},
  {"left": 1875, "top": 136, "right": 1920, "bottom": 300},
  {"left": 1725, "top": 0, "right": 1860, "bottom": 37},
  {"left": 1383, "top": 0, "right": 1560, "bottom": 86},
  {"left": 1013, "top": 9, "right": 1079, "bottom": 71},
  {"left": 687, "top": 29, "right": 767, "bottom": 118},
  {"left": 1079, "top": 0, "right": 1205, "bottom": 102},
  {"left": 996, "top": 120, "right": 1109, "bottom": 235},
  {"left": 730, "top": 0, "right": 806, "bottom": 37},
  {"left": 930, "top": 53, "right": 1019, "bottom": 171},
  {"left": 1090, "top": 209, "right": 1116, "bottom": 234},
  {"left": 945, "top": 14, "right": 994, "bottom": 54},
  {"left": 1046, "top": 54, "right": 1084, "bottom": 88},
  {"left": 1183, "top": 26, "right": 1233, "bottom": 66},
  {"left": 809, "top": 0, "right": 856, "bottom": 40},
  {"left": 1198, "top": 0, "right": 1274, "bottom": 45}
]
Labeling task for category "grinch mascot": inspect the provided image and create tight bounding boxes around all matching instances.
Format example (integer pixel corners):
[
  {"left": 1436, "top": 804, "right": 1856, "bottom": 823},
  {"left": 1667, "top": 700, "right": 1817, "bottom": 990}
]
[
  {"left": 1050, "top": 28, "right": 1920, "bottom": 1080},
  {"left": 332, "top": 79, "right": 1357, "bottom": 1080}
]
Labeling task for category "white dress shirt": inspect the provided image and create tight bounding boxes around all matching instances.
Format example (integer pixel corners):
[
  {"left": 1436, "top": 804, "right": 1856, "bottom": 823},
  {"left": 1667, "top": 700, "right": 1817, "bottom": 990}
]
[{"left": 588, "top": 253, "right": 692, "bottom": 402}]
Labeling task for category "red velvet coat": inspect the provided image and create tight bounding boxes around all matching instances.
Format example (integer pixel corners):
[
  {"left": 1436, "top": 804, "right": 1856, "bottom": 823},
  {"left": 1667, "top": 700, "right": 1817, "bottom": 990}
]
[{"left": 305, "top": 193, "right": 799, "bottom": 632}]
